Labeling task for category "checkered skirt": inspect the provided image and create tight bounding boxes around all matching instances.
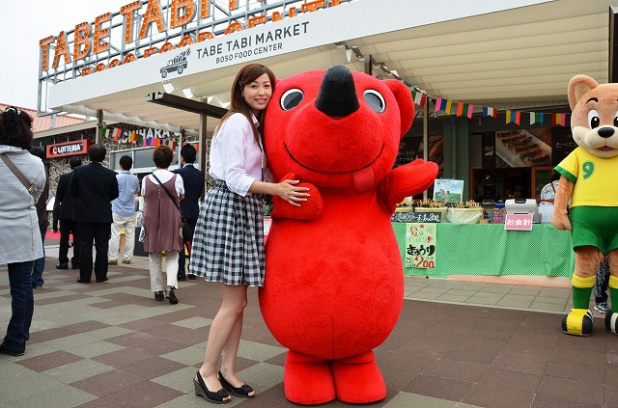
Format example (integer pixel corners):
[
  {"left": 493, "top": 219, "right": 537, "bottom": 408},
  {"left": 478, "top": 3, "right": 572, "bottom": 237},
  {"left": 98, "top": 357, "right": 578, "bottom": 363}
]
[{"left": 188, "top": 180, "right": 265, "bottom": 287}]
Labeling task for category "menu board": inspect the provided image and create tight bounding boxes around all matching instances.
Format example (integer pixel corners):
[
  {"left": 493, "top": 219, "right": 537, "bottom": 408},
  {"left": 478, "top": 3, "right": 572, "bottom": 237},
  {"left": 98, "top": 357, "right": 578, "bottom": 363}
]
[{"left": 484, "top": 208, "right": 505, "bottom": 223}]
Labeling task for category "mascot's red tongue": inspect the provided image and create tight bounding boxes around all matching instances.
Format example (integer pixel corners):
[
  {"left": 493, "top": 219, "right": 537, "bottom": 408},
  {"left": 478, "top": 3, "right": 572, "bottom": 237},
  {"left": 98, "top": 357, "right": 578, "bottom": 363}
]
[
  {"left": 352, "top": 167, "right": 374, "bottom": 192},
  {"left": 316, "top": 66, "right": 374, "bottom": 192}
]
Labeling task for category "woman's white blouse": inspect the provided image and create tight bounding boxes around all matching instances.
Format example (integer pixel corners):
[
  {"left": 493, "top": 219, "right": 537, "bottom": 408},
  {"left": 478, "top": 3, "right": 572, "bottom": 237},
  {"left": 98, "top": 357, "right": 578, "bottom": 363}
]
[{"left": 209, "top": 112, "right": 267, "bottom": 196}]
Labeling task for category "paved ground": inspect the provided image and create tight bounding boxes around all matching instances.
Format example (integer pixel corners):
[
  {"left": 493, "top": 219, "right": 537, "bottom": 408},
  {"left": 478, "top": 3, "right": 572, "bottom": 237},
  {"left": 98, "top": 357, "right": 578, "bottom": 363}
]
[{"left": 1, "top": 240, "right": 617, "bottom": 408}]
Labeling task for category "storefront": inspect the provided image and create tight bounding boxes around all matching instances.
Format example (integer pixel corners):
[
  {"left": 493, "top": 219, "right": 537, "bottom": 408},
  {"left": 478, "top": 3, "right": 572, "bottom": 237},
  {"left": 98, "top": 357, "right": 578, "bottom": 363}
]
[{"left": 35, "top": 0, "right": 618, "bottom": 280}]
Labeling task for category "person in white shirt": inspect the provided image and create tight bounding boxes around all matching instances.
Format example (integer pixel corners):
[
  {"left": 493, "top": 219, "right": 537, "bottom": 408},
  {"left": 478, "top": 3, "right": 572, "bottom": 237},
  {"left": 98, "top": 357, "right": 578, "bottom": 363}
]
[
  {"left": 108, "top": 155, "right": 140, "bottom": 265},
  {"left": 190, "top": 64, "right": 310, "bottom": 403}
]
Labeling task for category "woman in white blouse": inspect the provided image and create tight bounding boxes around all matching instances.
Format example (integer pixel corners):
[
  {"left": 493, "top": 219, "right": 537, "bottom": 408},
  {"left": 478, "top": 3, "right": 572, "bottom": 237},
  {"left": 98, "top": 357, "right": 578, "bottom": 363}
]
[{"left": 190, "top": 64, "right": 310, "bottom": 403}]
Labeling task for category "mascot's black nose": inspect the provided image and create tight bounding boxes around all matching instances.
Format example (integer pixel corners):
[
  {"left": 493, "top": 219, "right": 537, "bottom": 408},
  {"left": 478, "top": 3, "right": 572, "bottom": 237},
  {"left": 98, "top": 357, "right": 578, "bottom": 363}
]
[
  {"left": 598, "top": 126, "right": 615, "bottom": 138},
  {"left": 316, "top": 65, "right": 359, "bottom": 117}
]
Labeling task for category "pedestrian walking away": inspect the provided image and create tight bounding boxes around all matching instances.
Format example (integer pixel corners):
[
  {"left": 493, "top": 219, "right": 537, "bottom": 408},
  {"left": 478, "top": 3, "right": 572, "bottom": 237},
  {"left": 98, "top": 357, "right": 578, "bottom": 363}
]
[
  {"left": 108, "top": 155, "right": 140, "bottom": 265},
  {"left": 0, "top": 106, "right": 46, "bottom": 357},
  {"left": 70, "top": 144, "right": 119, "bottom": 284},
  {"left": 174, "top": 144, "right": 204, "bottom": 281},
  {"left": 53, "top": 157, "right": 82, "bottom": 271},
  {"left": 141, "top": 145, "right": 185, "bottom": 305}
]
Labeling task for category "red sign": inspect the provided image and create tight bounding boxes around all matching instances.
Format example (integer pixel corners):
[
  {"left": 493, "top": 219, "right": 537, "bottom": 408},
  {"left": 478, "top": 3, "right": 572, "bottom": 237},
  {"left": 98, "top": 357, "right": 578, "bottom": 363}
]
[
  {"left": 504, "top": 214, "right": 534, "bottom": 231},
  {"left": 46, "top": 139, "right": 91, "bottom": 158}
]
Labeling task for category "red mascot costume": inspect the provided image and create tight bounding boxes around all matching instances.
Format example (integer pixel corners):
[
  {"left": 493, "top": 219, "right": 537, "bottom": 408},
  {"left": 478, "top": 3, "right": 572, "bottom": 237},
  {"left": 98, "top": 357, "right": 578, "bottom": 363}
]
[{"left": 259, "top": 66, "right": 438, "bottom": 405}]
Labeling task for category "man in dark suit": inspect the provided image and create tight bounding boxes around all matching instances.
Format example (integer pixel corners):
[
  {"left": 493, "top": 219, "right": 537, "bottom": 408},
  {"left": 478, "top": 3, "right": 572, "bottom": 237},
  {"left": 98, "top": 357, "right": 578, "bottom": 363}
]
[
  {"left": 174, "top": 144, "right": 204, "bottom": 280},
  {"left": 53, "top": 157, "right": 81, "bottom": 270},
  {"left": 70, "top": 144, "right": 119, "bottom": 283}
]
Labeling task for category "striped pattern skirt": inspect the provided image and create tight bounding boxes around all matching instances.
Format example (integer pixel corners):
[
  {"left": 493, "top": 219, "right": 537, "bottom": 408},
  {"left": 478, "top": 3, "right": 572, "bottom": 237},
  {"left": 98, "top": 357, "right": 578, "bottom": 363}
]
[{"left": 188, "top": 180, "right": 265, "bottom": 287}]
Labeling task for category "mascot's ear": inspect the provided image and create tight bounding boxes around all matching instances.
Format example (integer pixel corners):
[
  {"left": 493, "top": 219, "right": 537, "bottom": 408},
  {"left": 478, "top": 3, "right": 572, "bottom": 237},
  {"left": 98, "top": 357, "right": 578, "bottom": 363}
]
[
  {"left": 383, "top": 79, "right": 414, "bottom": 138},
  {"left": 568, "top": 75, "right": 598, "bottom": 110}
]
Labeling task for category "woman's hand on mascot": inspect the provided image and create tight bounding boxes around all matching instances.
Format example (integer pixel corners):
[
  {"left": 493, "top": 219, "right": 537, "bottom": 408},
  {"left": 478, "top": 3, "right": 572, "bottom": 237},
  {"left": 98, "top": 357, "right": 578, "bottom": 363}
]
[
  {"left": 276, "top": 176, "right": 311, "bottom": 207},
  {"left": 270, "top": 173, "right": 323, "bottom": 220}
]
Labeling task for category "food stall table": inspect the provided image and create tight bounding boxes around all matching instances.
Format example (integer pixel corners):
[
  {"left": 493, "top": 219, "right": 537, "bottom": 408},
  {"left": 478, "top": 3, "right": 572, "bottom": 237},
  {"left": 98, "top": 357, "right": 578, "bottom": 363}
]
[{"left": 392, "top": 223, "right": 574, "bottom": 278}]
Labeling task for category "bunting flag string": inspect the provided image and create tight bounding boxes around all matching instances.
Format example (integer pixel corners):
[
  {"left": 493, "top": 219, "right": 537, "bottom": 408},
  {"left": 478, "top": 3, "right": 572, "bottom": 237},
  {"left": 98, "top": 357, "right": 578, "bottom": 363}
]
[
  {"left": 103, "top": 128, "right": 178, "bottom": 150},
  {"left": 411, "top": 89, "right": 569, "bottom": 126}
]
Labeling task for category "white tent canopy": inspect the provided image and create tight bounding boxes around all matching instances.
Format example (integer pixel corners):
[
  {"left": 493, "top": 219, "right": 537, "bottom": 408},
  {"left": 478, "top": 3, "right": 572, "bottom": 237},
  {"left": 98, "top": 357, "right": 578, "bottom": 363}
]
[{"left": 44, "top": 0, "right": 618, "bottom": 133}]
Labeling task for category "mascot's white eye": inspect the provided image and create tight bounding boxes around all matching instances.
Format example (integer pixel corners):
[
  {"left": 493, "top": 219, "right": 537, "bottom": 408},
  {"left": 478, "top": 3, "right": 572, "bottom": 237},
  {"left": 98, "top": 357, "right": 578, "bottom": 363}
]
[
  {"left": 588, "top": 109, "right": 600, "bottom": 129},
  {"left": 280, "top": 89, "right": 304, "bottom": 111},
  {"left": 363, "top": 89, "right": 385, "bottom": 113}
]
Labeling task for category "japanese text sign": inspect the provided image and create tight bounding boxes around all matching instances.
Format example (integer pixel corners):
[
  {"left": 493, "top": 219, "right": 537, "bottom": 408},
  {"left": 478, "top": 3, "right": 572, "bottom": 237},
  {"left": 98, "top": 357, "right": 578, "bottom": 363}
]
[
  {"left": 405, "top": 223, "right": 437, "bottom": 269},
  {"left": 504, "top": 214, "right": 533, "bottom": 231}
]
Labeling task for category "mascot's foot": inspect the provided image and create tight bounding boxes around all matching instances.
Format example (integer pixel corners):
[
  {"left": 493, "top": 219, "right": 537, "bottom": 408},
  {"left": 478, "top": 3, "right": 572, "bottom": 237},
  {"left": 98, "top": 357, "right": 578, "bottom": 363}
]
[
  {"left": 605, "top": 312, "right": 618, "bottom": 335},
  {"left": 284, "top": 350, "right": 335, "bottom": 405},
  {"left": 331, "top": 350, "right": 386, "bottom": 404},
  {"left": 561, "top": 309, "right": 593, "bottom": 336}
]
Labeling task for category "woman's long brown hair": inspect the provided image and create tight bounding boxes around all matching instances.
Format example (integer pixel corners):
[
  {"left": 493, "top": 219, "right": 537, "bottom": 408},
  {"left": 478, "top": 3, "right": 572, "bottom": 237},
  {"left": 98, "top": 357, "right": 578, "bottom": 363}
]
[{"left": 217, "top": 64, "right": 276, "bottom": 148}]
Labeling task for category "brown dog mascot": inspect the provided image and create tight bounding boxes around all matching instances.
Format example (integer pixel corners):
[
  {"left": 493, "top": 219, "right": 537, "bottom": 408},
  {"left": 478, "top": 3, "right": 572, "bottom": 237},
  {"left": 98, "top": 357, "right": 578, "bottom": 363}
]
[{"left": 552, "top": 75, "right": 618, "bottom": 336}]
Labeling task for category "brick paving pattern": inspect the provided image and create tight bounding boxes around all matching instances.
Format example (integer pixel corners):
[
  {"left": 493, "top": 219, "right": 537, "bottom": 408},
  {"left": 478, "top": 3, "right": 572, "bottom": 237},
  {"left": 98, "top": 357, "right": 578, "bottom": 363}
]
[{"left": 1, "top": 240, "right": 617, "bottom": 407}]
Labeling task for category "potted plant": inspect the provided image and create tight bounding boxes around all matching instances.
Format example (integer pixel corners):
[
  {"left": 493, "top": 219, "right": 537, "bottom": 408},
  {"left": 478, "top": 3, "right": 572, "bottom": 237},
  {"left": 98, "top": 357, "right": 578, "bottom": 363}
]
[
  {"left": 446, "top": 200, "right": 484, "bottom": 224},
  {"left": 414, "top": 198, "right": 448, "bottom": 220}
]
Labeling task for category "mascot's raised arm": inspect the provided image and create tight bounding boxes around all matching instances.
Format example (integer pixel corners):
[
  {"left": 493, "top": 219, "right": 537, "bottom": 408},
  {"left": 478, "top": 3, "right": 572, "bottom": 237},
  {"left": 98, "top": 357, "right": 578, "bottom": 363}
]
[
  {"left": 552, "top": 75, "right": 618, "bottom": 336},
  {"left": 258, "top": 66, "right": 438, "bottom": 405}
]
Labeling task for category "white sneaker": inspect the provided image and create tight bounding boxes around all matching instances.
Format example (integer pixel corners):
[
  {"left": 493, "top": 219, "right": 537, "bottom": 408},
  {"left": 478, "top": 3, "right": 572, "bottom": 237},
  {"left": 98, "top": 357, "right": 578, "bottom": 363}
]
[{"left": 594, "top": 303, "right": 610, "bottom": 313}]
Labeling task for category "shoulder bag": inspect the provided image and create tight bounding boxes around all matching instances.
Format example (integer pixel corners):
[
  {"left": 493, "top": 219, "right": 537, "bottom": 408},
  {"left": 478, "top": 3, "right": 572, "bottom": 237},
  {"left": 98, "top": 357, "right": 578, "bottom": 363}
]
[
  {"left": 151, "top": 173, "right": 191, "bottom": 241},
  {"left": 0, "top": 153, "right": 37, "bottom": 196}
]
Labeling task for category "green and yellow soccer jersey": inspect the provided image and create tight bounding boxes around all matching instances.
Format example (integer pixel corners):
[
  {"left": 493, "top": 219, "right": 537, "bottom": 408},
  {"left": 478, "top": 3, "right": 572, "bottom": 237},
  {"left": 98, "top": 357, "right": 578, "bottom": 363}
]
[{"left": 555, "top": 147, "right": 618, "bottom": 207}]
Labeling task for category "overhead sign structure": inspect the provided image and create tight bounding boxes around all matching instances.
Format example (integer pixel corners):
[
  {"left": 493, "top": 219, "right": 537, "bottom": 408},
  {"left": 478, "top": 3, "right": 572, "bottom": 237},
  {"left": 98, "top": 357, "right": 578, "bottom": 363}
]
[
  {"left": 40, "top": 0, "right": 551, "bottom": 112},
  {"left": 39, "top": 0, "right": 351, "bottom": 80}
]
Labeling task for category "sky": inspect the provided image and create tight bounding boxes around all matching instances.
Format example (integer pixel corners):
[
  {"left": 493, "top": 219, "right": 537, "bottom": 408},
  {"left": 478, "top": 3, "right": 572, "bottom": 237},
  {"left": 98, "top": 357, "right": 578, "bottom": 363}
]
[{"left": 0, "top": 0, "right": 129, "bottom": 110}]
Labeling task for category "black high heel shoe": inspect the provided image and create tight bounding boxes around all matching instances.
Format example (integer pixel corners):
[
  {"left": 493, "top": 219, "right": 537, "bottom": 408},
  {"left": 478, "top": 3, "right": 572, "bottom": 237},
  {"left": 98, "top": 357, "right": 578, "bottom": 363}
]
[
  {"left": 193, "top": 370, "right": 231, "bottom": 404},
  {"left": 218, "top": 370, "right": 255, "bottom": 398}
]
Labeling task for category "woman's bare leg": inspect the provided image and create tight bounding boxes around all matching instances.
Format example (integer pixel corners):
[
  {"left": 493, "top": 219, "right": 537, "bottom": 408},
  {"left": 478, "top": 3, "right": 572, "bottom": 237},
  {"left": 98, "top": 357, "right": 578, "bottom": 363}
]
[
  {"left": 197, "top": 284, "right": 247, "bottom": 398},
  {"left": 219, "top": 313, "right": 254, "bottom": 395}
]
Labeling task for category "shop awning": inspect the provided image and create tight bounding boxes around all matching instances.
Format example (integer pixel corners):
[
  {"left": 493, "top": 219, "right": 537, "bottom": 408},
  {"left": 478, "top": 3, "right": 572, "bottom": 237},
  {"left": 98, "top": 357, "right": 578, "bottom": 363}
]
[{"left": 45, "top": 0, "right": 617, "bottom": 133}]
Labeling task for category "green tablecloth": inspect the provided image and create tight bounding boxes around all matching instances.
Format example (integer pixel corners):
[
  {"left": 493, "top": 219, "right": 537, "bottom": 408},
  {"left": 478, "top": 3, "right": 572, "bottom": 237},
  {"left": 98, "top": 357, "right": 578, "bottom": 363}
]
[{"left": 392, "top": 223, "right": 574, "bottom": 278}]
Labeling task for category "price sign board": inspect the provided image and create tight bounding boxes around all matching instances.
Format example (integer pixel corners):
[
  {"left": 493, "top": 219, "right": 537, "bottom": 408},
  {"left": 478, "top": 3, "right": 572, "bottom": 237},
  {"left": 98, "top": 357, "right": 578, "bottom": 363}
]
[
  {"left": 405, "top": 223, "right": 437, "bottom": 269},
  {"left": 504, "top": 214, "right": 533, "bottom": 231}
]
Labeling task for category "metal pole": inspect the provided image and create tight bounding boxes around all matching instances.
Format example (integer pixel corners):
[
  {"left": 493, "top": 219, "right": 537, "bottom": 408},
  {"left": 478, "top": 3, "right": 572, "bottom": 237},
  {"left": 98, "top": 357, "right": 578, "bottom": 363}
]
[
  {"left": 95, "top": 109, "right": 103, "bottom": 144},
  {"left": 199, "top": 113, "right": 208, "bottom": 198},
  {"left": 423, "top": 100, "right": 428, "bottom": 200},
  {"left": 178, "top": 128, "right": 184, "bottom": 166}
]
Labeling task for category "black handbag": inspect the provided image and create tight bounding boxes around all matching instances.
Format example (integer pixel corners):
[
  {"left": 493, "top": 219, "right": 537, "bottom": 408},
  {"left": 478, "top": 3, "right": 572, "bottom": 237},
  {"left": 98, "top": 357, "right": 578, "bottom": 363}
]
[{"left": 151, "top": 173, "right": 191, "bottom": 241}]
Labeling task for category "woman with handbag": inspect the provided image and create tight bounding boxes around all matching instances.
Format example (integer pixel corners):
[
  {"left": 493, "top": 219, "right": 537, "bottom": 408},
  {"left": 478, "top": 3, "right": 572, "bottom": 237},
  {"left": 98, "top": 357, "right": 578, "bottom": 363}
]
[
  {"left": 189, "top": 64, "right": 310, "bottom": 403},
  {"left": 0, "top": 107, "right": 46, "bottom": 356},
  {"left": 141, "top": 145, "right": 185, "bottom": 304}
]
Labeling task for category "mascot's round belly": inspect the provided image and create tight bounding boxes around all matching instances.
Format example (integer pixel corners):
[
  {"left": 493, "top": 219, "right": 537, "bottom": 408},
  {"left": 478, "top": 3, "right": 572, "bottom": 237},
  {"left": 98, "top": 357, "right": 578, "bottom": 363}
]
[{"left": 259, "top": 199, "right": 403, "bottom": 360}]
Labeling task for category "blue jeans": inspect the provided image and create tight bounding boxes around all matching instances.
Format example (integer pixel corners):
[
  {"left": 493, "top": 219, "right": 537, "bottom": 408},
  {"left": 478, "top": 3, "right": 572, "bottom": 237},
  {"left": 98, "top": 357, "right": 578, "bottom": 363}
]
[
  {"left": 2, "top": 261, "right": 34, "bottom": 354},
  {"left": 32, "top": 229, "right": 46, "bottom": 288},
  {"left": 595, "top": 254, "right": 610, "bottom": 304}
]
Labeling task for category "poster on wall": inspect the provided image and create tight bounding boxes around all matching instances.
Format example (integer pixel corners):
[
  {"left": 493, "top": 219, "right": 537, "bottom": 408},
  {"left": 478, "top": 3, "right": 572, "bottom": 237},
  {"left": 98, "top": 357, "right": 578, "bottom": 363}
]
[
  {"left": 433, "top": 179, "right": 464, "bottom": 203},
  {"left": 551, "top": 127, "right": 576, "bottom": 166},
  {"left": 394, "top": 137, "right": 422, "bottom": 168},
  {"left": 481, "top": 132, "right": 496, "bottom": 168},
  {"left": 405, "top": 223, "right": 437, "bottom": 269},
  {"left": 495, "top": 128, "right": 552, "bottom": 168},
  {"left": 395, "top": 135, "right": 444, "bottom": 171}
]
